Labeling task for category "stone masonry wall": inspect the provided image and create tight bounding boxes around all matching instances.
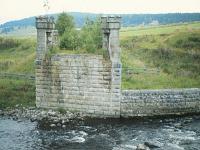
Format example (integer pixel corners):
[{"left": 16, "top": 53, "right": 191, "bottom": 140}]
[
  {"left": 36, "top": 54, "right": 121, "bottom": 117},
  {"left": 35, "top": 16, "right": 200, "bottom": 118},
  {"left": 121, "top": 89, "right": 200, "bottom": 117}
]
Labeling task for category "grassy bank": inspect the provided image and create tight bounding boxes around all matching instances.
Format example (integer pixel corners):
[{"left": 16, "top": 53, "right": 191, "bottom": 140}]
[
  {"left": 121, "top": 22, "right": 200, "bottom": 89},
  {"left": 0, "top": 37, "right": 35, "bottom": 109},
  {"left": 0, "top": 37, "right": 36, "bottom": 73},
  {"left": 0, "top": 78, "right": 35, "bottom": 109}
]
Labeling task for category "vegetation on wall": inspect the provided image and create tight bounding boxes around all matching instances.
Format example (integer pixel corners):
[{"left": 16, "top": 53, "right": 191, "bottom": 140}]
[
  {"left": 56, "top": 13, "right": 79, "bottom": 50},
  {"left": 56, "top": 13, "right": 102, "bottom": 53},
  {"left": 80, "top": 18, "right": 102, "bottom": 53}
]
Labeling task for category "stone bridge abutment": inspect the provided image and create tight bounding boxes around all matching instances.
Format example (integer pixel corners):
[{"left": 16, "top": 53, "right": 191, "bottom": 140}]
[{"left": 35, "top": 15, "right": 200, "bottom": 118}]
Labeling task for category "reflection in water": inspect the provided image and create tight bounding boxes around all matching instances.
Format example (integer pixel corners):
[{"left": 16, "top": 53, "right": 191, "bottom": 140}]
[{"left": 0, "top": 116, "right": 200, "bottom": 150}]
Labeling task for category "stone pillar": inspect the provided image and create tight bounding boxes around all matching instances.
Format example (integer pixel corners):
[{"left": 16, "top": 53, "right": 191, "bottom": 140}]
[
  {"left": 101, "top": 16, "right": 110, "bottom": 52},
  {"left": 35, "top": 16, "right": 56, "bottom": 62},
  {"left": 108, "top": 16, "right": 121, "bottom": 63},
  {"left": 52, "top": 30, "right": 59, "bottom": 46},
  {"left": 35, "top": 16, "right": 58, "bottom": 108},
  {"left": 101, "top": 16, "right": 122, "bottom": 117},
  {"left": 101, "top": 16, "right": 121, "bottom": 62}
]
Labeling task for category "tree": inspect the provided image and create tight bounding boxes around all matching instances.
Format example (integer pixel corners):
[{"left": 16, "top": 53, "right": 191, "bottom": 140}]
[
  {"left": 55, "top": 12, "right": 79, "bottom": 50},
  {"left": 55, "top": 13, "right": 102, "bottom": 51},
  {"left": 80, "top": 17, "right": 102, "bottom": 53},
  {"left": 60, "top": 29, "right": 79, "bottom": 50},
  {"left": 55, "top": 12, "right": 75, "bottom": 36}
]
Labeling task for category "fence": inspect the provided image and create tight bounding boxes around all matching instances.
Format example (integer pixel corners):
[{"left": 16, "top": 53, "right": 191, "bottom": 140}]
[
  {"left": 0, "top": 67, "right": 196, "bottom": 89},
  {"left": 0, "top": 72, "right": 35, "bottom": 80},
  {"left": 123, "top": 67, "right": 160, "bottom": 75},
  {"left": 121, "top": 67, "right": 187, "bottom": 89}
]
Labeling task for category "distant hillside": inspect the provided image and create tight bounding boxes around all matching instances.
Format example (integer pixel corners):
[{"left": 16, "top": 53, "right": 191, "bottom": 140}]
[{"left": 1, "top": 12, "right": 200, "bottom": 34}]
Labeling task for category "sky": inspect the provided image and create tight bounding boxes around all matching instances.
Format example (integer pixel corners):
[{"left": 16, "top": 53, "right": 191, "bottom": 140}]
[{"left": 1, "top": 0, "right": 200, "bottom": 24}]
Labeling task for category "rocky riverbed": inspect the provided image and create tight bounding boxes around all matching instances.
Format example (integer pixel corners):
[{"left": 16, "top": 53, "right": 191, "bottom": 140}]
[
  {"left": 0, "top": 107, "right": 85, "bottom": 129},
  {"left": 0, "top": 107, "right": 200, "bottom": 150}
]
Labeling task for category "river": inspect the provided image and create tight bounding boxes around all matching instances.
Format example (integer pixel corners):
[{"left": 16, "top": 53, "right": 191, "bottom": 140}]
[{"left": 0, "top": 115, "right": 200, "bottom": 150}]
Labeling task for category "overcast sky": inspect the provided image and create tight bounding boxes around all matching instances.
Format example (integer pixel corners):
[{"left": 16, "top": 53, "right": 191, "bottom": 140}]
[{"left": 1, "top": 0, "right": 200, "bottom": 24}]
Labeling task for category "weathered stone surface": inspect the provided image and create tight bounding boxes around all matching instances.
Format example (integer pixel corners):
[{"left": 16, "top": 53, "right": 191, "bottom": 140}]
[
  {"left": 36, "top": 54, "right": 121, "bottom": 117},
  {"left": 35, "top": 16, "right": 58, "bottom": 61},
  {"left": 121, "top": 89, "right": 200, "bottom": 117},
  {"left": 101, "top": 16, "right": 121, "bottom": 62}
]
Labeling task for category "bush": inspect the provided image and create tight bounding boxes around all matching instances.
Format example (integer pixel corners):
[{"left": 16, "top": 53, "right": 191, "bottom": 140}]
[
  {"left": 0, "top": 37, "right": 20, "bottom": 50},
  {"left": 55, "top": 13, "right": 75, "bottom": 36},
  {"left": 60, "top": 29, "right": 79, "bottom": 50},
  {"left": 55, "top": 14, "right": 103, "bottom": 54},
  {"left": 169, "top": 33, "right": 200, "bottom": 49},
  {"left": 56, "top": 13, "right": 79, "bottom": 50},
  {"left": 80, "top": 18, "right": 102, "bottom": 53}
]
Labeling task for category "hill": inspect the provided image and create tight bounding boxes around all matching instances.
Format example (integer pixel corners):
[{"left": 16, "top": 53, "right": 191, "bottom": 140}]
[
  {"left": 1, "top": 12, "right": 200, "bottom": 35},
  {"left": 121, "top": 22, "right": 200, "bottom": 89}
]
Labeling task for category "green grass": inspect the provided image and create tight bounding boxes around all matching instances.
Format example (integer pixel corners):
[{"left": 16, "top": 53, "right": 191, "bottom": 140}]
[
  {"left": 120, "top": 22, "right": 200, "bottom": 39},
  {"left": 0, "top": 37, "right": 36, "bottom": 73},
  {"left": 121, "top": 22, "right": 200, "bottom": 89},
  {"left": 0, "top": 78, "right": 35, "bottom": 109},
  {"left": 122, "top": 72, "right": 200, "bottom": 89},
  {"left": 0, "top": 37, "right": 36, "bottom": 109},
  {"left": 49, "top": 46, "right": 109, "bottom": 59}
]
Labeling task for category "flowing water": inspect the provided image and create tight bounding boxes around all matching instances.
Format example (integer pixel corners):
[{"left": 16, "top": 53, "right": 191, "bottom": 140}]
[{"left": 0, "top": 116, "right": 200, "bottom": 150}]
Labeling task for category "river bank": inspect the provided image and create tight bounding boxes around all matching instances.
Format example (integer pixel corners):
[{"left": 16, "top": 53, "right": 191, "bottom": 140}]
[
  {"left": 0, "top": 106, "right": 85, "bottom": 129},
  {"left": 0, "top": 110, "right": 200, "bottom": 150},
  {"left": 1, "top": 106, "right": 200, "bottom": 128}
]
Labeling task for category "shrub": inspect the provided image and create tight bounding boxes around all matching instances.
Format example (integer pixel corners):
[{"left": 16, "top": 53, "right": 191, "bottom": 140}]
[
  {"left": 0, "top": 37, "right": 20, "bottom": 50},
  {"left": 60, "top": 29, "right": 79, "bottom": 50},
  {"left": 80, "top": 18, "right": 102, "bottom": 53},
  {"left": 57, "top": 107, "right": 66, "bottom": 114}
]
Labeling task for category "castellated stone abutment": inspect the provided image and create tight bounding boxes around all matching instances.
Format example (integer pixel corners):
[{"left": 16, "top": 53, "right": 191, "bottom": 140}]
[{"left": 35, "top": 15, "right": 200, "bottom": 118}]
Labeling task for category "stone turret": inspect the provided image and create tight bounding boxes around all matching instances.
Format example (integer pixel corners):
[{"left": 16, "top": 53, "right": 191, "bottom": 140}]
[
  {"left": 101, "top": 16, "right": 121, "bottom": 63},
  {"left": 101, "top": 16, "right": 122, "bottom": 117},
  {"left": 35, "top": 16, "right": 58, "bottom": 63}
]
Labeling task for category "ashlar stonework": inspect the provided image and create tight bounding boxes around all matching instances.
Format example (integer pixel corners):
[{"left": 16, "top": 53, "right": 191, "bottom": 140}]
[{"left": 35, "top": 15, "right": 200, "bottom": 118}]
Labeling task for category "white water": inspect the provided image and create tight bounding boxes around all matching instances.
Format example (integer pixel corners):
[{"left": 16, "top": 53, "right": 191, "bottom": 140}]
[{"left": 0, "top": 116, "right": 200, "bottom": 150}]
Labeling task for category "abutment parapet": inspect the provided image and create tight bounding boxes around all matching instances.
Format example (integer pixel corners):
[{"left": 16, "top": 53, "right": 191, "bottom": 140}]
[{"left": 101, "top": 16, "right": 121, "bottom": 63}]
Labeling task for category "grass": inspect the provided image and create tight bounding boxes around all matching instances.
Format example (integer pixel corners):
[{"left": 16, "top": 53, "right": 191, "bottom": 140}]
[
  {"left": 122, "top": 72, "right": 200, "bottom": 89},
  {"left": 0, "top": 37, "right": 36, "bottom": 73},
  {"left": 0, "top": 37, "right": 36, "bottom": 109},
  {"left": 120, "top": 22, "right": 200, "bottom": 40},
  {"left": 0, "top": 78, "right": 35, "bottom": 109},
  {"left": 49, "top": 46, "right": 109, "bottom": 60},
  {"left": 57, "top": 107, "right": 67, "bottom": 114},
  {"left": 121, "top": 22, "right": 200, "bottom": 89}
]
